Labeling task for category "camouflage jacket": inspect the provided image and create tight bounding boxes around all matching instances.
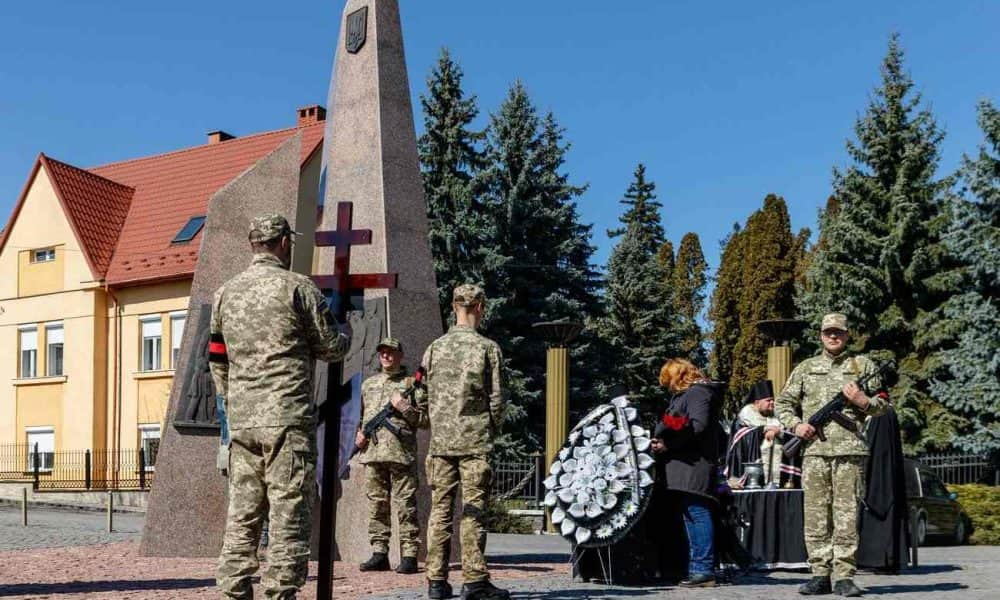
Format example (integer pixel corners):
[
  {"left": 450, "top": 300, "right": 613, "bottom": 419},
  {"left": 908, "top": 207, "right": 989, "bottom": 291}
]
[
  {"left": 357, "top": 367, "right": 428, "bottom": 465},
  {"left": 776, "top": 352, "right": 889, "bottom": 457},
  {"left": 421, "top": 324, "right": 505, "bottom": 456},
  {"left": 209, "top": 253, "right": 349, "bottom": 430}
]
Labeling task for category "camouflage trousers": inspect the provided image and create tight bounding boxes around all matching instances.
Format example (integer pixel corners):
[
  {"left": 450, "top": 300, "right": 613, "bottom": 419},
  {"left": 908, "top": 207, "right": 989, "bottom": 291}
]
[
  {"left": 365, "top": 461, "right": 420, "bottom": 557},
  {"left": 425, "top": 454, "right": 491, "bottom": 583},
  {"left": 802, "top": 455, "right": 865, "bottom": 582},
  {"left": 217, "top": 426, "right": 316, "bottom": 600}
]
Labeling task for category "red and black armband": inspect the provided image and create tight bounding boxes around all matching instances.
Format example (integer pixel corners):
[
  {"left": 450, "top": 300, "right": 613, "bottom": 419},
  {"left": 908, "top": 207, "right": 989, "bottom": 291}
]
[{"left": 208, "top": 333, "right": 228, "bottom": 365}]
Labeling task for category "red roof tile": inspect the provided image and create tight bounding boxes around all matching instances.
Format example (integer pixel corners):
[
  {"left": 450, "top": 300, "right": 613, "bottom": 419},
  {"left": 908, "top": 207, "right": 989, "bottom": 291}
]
[
  {"left": 91, "top": 121, "right": 324, "bottom": 286},
  {"left": 41, "top": 155, "right": 134, "bottom": 278}
]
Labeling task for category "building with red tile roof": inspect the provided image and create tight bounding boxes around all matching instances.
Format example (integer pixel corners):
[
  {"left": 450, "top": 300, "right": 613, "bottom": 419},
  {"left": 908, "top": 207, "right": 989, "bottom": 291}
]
[{"left": 0, "top": 106, "right": 326, "bottom": 470}]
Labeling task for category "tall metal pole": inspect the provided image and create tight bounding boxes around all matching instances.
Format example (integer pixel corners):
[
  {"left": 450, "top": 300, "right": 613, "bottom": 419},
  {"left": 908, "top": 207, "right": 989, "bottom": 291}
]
[{"left": 533, "top": 321, "right": 583, "bottom": 533}]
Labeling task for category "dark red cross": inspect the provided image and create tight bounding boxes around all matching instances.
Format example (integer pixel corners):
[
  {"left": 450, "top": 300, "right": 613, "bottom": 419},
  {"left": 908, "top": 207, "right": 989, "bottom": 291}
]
[{"left": 312, "top": 201, "right": 398, "bottom": 294}]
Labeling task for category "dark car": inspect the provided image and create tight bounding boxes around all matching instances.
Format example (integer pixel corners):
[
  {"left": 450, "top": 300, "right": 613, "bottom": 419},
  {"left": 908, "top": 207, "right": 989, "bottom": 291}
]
[{"left": 904, "top": 459, "right": 972, "bottom": 546}]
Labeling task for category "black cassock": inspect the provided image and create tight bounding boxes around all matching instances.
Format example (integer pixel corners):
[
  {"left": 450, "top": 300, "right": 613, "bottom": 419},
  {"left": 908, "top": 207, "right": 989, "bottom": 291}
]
[
  {"left": 724, "top": 420, "right": 802, "bottom": 488},
  {"left": 857, "top": 407, "right": 910, "bottom": 571}
]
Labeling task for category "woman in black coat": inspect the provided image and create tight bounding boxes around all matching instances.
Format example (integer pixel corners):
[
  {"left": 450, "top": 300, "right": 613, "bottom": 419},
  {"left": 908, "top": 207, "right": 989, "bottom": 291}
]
[{"left": 651, "top": 358, "right": 725, "bottom": 588}]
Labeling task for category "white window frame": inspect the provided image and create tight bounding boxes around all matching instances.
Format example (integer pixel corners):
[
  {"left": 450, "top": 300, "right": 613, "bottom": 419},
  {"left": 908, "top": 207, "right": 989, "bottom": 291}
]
[
  {"left": 45, "top": 322, "right": 64, "bottom": 377},
  {"left": 19, "top": 326, "right": 37, "bottom": 379},
  {"left": 30, "top": 247, "right": 56, "bottom": 263},
  {"left": 139, "top": 424, "right": 160, "bottom": 471},
  {"left": 25, "top": 426, "right": 54, "bottom": 472},
  {"left": 170, "top": 311, "right": 187, "bottom": 369},
  {"left": 140, "top": 316, "right": 162, "bottom": 372}
]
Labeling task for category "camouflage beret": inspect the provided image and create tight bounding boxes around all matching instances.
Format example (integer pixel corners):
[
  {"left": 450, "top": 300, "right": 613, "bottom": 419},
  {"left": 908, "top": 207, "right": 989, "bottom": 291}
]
[
  {"left": 821, "top": 313, "right": 849, "bottom": 332},
  {"left": 249, "top": 213, "right": 300, "bottom": 243},
  {"left": 375, "top": 337, "right": 403, "bottom": 353},
  {"left": 452, "top": 283, "right": 485, "bottom": 306}
]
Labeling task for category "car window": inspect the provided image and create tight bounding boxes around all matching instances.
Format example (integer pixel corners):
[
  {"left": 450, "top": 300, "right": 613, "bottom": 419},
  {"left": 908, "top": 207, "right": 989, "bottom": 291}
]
[{"left": 920, "top": 472, "right": 951, "bottom": 499}]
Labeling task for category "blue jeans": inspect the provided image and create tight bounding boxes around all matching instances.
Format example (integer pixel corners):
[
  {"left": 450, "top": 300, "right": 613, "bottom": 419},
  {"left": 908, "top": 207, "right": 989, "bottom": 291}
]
[{"left": 680, "top": 494, "right": 715, "bottom": 577}]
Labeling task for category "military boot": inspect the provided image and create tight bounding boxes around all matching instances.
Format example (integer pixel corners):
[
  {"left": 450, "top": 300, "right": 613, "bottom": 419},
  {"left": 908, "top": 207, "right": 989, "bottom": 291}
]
[
  {"left": 460, "top": 580, "right": 511, "bottom": 600},
  {"left": 359, "top": 552, "right": 390, "bottom": 572},
  {"left": 799, "top": 576, "right": 833, "bottom": 595},
  {"left": 833, "top": 579, "right": 863, "bottom": 597},
  {"left": 428, "top": 580, "right": 453, "bottom": 599},
  {"left": 396, "top": 556, "right": 418, "bottom": 574}
]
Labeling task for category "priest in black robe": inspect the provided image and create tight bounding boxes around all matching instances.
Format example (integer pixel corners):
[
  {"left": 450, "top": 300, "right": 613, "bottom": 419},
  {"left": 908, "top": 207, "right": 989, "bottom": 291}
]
[
  {"left": 725, "top": 381, "right": 801, "bottom": 488},
  {"left": 857, "top": 406, "right": 910, "bottom": 571}
]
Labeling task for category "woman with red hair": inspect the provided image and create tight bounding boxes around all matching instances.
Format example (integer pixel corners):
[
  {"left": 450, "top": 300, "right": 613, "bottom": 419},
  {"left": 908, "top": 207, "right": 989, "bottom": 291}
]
[{"left": 651, "top": 358, "right": 725, "bottom": 587}]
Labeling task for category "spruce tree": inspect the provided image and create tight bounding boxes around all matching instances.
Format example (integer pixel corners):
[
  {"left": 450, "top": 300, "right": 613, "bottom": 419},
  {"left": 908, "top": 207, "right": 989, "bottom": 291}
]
[
  {"left": 673, "top": 233, "right": 708, "bottom": 366},
  {"left": 476, "top": 83, "right": 603, "bottom": 455},
  {"left": 798, "top": 35, "right": 958, "bottom": 452},
  {"left": 929, "top": 100, "right": 1000, "bottom": 453},
  {"left": 418, "top": 48, "right": 486, "bottom": 327},
  {"left": 599, "top": 164, "right": 678, "bottom": 420}
]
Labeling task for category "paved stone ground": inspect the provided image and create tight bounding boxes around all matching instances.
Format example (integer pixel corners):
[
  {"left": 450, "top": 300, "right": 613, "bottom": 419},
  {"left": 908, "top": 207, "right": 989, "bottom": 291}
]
[
  {"left": 0, "top": 503, "right": 144, "bottom": 551},
  {"left": 0, "top": 506, "right": 996, "bottom": 598}
]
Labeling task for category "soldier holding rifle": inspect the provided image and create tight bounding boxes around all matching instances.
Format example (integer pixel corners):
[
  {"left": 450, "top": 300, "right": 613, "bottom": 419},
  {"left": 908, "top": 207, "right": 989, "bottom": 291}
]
[
  {"left": 355, "top": 337, "right": 427, "bottom": 574},
  {"left": 776, "top": 313, "right": 888, "bottom": 597}
]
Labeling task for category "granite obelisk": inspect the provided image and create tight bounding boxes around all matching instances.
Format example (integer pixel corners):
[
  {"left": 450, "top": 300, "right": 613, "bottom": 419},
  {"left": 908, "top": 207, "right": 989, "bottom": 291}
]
[
  {"left": 140, "top": 134, "right": 305, "bottom": 557},
  {"left": 317, "top": 0, "right": 441, "bottom": 564}
]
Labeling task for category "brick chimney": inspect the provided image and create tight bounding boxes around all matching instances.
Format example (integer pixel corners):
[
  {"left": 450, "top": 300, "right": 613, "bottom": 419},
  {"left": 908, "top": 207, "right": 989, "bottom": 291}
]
[
  {"left": 297, "top": 105, "right": 327, "bottom": 127},
  {"left": 207, "top": 130, "right": 236, "bottom": 144}
]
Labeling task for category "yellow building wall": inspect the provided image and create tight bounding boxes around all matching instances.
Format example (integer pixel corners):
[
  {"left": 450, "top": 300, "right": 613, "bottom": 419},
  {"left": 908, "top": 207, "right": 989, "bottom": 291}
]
[
  {"left": 106, "top": 280, "right": 190, "bottom": 451},
  {"left": 16, "top": 383, "right": 64, "bottom": 448},
  {"left": 0, "top": 166, "right": 95, "bottom": 300},
  {"left": 17, "top": 245, "right": 65, "bottom": 297}
]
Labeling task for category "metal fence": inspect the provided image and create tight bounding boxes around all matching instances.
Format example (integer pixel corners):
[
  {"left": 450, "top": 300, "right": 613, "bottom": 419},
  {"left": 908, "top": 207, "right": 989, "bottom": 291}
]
[
  {"left": 491, "top": 453, "right": 543, "bottom": 510},
  {"left": 917, "top": 452, "right": 997, "bottom": 486},
  {"left": 0, "top": 444, "right": 155, "bottom": 491}
]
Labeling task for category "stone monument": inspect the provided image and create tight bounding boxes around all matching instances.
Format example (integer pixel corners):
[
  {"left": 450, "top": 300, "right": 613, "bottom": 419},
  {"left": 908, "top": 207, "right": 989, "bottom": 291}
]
[
  {"left": 140, "top": 134, "right": 304, "bottom": 557},
  {"left": 315, "top": 0, "right": 441, "bottom": 565}
]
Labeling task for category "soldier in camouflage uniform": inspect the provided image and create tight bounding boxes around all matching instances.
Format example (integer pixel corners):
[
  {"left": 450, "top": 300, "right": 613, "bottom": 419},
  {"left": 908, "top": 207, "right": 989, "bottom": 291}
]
[
  {"left": 422, "top": 284, "right": 509, "bottom": 600},
  {"left": 356, "top": 337, "right": 427, "bottom": 575},
  {"left": 210, "top": 214, "right": 350, "bottom": 600},
  {"left": 776, "top": 313, "right": 888, "bottom": 597}
]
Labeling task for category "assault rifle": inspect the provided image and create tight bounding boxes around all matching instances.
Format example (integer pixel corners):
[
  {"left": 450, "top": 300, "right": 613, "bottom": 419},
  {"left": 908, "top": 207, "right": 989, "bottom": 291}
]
[
  {"left": 783, "top": 361, "right": 893, "bottom": 458},
  {"left": 349, "top": 367, "right": 426, "bottom": 460}
]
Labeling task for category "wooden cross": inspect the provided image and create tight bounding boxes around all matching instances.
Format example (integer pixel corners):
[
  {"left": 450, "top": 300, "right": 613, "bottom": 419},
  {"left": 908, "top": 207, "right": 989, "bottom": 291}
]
[{"left": 312, "top": 201, "right": 397, "bottom": 600}]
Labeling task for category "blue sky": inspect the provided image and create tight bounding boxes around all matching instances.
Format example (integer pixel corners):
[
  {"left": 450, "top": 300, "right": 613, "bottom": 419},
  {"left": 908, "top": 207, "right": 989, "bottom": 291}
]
[{"left": 1, "top": 0, "right": 997, "bottom": 277}]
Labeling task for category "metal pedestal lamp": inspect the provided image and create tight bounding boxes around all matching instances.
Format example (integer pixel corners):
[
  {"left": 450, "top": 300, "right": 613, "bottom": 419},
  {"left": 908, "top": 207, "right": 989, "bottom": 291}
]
[
  {"left": 756, "top": 319, "right": 807, "bottom": 391},
  {"left": 532, "top": 320, "right": 583, "bottom": 533}
]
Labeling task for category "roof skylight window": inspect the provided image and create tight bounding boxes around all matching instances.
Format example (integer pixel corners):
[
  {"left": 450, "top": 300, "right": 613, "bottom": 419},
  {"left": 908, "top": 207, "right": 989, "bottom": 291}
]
[{"left": 172, "top": 216, "right": 206, "bottom": 244}]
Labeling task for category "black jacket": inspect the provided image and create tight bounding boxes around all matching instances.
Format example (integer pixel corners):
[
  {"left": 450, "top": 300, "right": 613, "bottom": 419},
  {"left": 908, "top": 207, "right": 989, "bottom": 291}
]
[{"left": 657, "top": 382, "right": 725, "bottom": 502}]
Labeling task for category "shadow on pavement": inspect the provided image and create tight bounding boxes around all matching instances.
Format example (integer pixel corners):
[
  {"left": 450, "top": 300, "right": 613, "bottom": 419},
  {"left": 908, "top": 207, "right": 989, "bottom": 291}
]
[
  {"left": 512, "top": 588, "right": 673, "bottom": 599},
  {"left": 489, "top": 553, "right": 569, "bottom": 565},
  {"left": 866, "top": 582, "right": 967, "bottom": 595},
  {"left": 0, "top": 578, "right": 216, "bottom": 597}
]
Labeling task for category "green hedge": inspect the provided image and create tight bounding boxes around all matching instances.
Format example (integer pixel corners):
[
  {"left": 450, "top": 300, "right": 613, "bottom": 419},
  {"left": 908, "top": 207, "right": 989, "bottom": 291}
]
[
  {"left": 950, "top": 484, "right": 1000, "bottom": 545},
  {"left": 482, "top": 499, "right": 534, "bottom": 534}
]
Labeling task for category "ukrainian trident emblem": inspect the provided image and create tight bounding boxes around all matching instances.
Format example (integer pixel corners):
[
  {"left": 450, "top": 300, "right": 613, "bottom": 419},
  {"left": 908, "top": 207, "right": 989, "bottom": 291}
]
[{"left": 346, "top": 6, "right": 367, "bottom": 54}]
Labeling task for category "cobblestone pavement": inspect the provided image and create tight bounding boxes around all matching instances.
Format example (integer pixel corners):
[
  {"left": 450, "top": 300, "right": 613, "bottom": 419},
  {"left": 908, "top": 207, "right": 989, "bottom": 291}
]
[
  {"left": 0, "top": 504, "right": 143, "bottom": 551},
  {"left": 0, "top": 507, "right": 996, "bottom": 599}
]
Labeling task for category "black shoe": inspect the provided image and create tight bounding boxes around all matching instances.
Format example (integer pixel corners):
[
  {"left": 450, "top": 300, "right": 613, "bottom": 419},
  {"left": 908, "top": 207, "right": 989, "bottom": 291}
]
[
  {"left": 461, "top": 580, "right": 511, "bottom": 600},
  {"left": 799, "top": 576, "right": 833, "bottom": 595},
  {"left": 679, "top": 573, "right": 716, "bottom": 587},
  {"left": 359, "top": 552, "right": 390, "bottom": 572},
  {"left": 834, "top": 579, "right": 863, "bottom": 597},
  {"left": 396, "top": 556, "right": 418, "bottom": 574},
  {"left": 428, "top": 580, "right": 453, "bottom": 599}
]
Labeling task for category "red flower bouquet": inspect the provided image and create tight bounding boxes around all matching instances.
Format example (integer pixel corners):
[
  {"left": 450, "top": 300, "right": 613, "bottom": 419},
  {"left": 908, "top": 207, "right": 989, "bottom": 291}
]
[{"left": 661, "top": 411, "right": 689, "bottom": 431}]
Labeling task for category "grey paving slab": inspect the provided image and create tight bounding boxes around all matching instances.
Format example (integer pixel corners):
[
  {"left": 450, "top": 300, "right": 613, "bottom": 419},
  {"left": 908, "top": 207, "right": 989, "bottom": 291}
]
[
  {"left": 369, "top": 534, "right": 1000, "bottom": 599},
  {"left": 0, "top": 504, "right": 143, "bottom": 551}
]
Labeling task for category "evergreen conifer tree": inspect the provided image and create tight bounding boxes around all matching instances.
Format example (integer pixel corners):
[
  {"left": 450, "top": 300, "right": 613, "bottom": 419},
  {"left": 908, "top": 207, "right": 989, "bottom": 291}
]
[
  {"left": 599, "top": 164, "right": 678, "bottom": 419},
  {"left": 673, "top": 233, "right": 708, "bottom": 366},
  {"left": 797, "top": 35, "right": 959, "bottom": 452},
  {"left": 708, "top": 224, "right": 744, "bottom": 402},
  {"left": 476, "top": 83, "right": 603, "bottom": 454},
  {"left": 418, "top": 48, "right": 486, "bottom": 327},
  {"left": 729, "top": 195, "right": 802, "bottom": 408},
  {"left": 929, "top": 100, "right": 1000, "bottom": 453}
]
